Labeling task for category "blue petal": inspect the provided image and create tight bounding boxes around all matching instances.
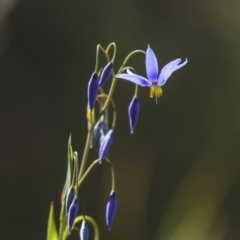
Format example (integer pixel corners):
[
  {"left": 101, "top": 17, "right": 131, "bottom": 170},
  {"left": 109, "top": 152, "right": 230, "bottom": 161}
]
[
  {"left": 90, "top": 119, "right": 102, "bottom": 148},
  {"left": 146, "top": 44, "right": 159, "bottom": 83},
  {"left": 106, "top": 191, "right": 118, "bottom": 231},
  {"left": 99, "top": 62, "right": 113, "bottom": 87},
  {"left": 80, "top": 220, "right": 89, "bottom": 240},
  {"left": 99, "top": 129, "right": 114, "bottom": 161},
  {"left": 115, "top": 73, "right": 150, "bottom": 87},
  {"left": 67, "top": 197, "right": 79, "bottom": 232},
  {"left": 126, "top": 68, "right": 135, "bottom": 74},
  {"left": 100, "top": 115, "right": 108, "bottom": 135},
  {"left": 158, "top": 58, "right": 188, "bottom": 86},
  {"left": 128, "top": 96, "right": 140, "bottom": 134},
  {"left": 65, "top": 186, "right": 75, "bottom": 214},
  {"left": 87, "top": 72, "right": 99, "bottom": 111}
]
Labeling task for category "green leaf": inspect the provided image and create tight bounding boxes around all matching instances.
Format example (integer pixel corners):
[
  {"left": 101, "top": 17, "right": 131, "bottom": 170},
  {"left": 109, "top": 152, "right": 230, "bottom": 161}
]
[
  {"left": 47, "top": 202, "right": 58, "bottom": 240},
  {"left": 58, "top": 134, "right": 73, "bottom": 239},
  {"left": 66, "top": 133, "right": 73, "bottom": 192},
  {"left": 61, "top": 134, "right": 73, "bottom": 204}
]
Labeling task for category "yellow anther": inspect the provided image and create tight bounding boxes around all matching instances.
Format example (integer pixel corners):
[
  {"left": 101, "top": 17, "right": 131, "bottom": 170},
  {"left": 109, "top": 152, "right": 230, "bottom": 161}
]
[
  {"left": 155, "top": 86, "right": 163, "bottom": 98},
  {"left": 149, "top": 85, "right": 163, "bottom": 98},
  {"left": 150, "top": 86, "right": 155, "bottom": 98}
]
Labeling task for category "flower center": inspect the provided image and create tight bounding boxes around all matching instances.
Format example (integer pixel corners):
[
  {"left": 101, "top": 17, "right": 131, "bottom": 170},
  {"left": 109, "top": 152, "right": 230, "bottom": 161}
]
[{"left": 150, "top": 84, "right": 163, "bottom": 98}]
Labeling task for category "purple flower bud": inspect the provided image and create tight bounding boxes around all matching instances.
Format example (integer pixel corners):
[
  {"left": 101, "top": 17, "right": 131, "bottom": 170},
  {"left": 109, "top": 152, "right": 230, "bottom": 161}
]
[
  {"left": 99, "top": 62, "right": 113, "bottom": 87},
  {"left": 90, "top": 119, "right": 102, "bottom": 148},
  {"left": 106, "top": 191, "right": 118, "bottom": 231},
  {"left": 80, "top": 220, "right": 89, "bottom": 240},
  {"left": 90, "top": 116, "right": 108, "bottom": 148},
  {"left": 99, "top": 129, "right": 114, "bottom": 161},
  {"left": 100, "top": 115, "right": 108, "bottom": 135},
  {"left": 128, "top": 96, "right": 140, "bottom": 134},
  {"left": 65, "top": 186, "right": 75, "bottom": 214},
  {"left": 88, "top": 72, "right": 99, "bottom": 111},
  {"left": 68, "top": 197, "right": 79, "bottom": 232}
]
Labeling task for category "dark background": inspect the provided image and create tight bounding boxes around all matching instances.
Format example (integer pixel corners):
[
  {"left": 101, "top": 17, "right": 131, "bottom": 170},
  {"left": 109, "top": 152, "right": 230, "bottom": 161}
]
[{"left": 1, "top": 0, "right": 240, "bottom": 240}]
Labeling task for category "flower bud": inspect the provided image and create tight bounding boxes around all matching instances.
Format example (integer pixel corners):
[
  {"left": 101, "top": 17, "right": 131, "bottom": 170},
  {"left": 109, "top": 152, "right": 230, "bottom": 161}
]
[
  {"left": 106, "top": 191, "right": 118, "bottom": 231},
  {"left": 68, "top": 197, "right": 79, "bottom": 232},
  {"left": 65, "top": 186, "right": 75, "bottom": 214},
  {"left": 100, "top": 115, "right": 108, "bottom": 135},
  {"left": 88, "top": 72, "right": 99, "bottom": 111},
  {"left": 99, "top": 129, "right": 114, "bottom": 161},
  {"left": 99, "top": 62, "right": 113, "bottom": 87},
  {"left": 80, "top": 220, "right": 89, "bottom": 240},
  {"left": 128, "top": 96, "right": 140, "bottom": 134},
  {"left": 90, "top": 119, "right": 102, "bottom": 148}
]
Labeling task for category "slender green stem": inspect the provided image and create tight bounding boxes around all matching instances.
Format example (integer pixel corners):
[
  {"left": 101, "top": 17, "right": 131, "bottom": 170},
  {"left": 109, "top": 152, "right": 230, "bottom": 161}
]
[
  {"left": 78, "top": 130, "right": 92, "bottom": 180},
  {"left": 105, "top": 159, "right": 116, "bottom": 191},
  {"left": 97, "top": 93, "right": 117, "bottom": 129},
  {"left": 78, "top": 158, "right": 115, "bottom": 191},
  {"left": 101, "top": 50, "right": 145, "bottom": 112},
  {"left": 105, "top": 100, "right": 109, "bottom": 127},
  {"left": 73, "top": 152, "right": 79, "bottom": 195},
  {"left": 134, "top": 84, "right": 139, "bottom": 96},
  {"left": 106, "top": 42, "right": 117, "bottom": 63},
  {"left": 59, "top": 214, "right": 67, "bottom": 240},
  {"left": 78, "top": 159, "right": 100, "bottom": 187},
  {"left": 95, "top": 44, "right": 106, "bottom": 72},
  {"left": 95, "top": 43, "right": 116, "bottom": 72},
  {"left": 111, "top": 110, "right": 117, "bottom": 129},
  {"left": 118, "top": 50, "right": 145, "bottom": 73},
  {"left": 97, "top": 93, "right": 116, "bottom": 109},
  {"left": 63, "top": 215, "right": 100, "bottom": 240}
]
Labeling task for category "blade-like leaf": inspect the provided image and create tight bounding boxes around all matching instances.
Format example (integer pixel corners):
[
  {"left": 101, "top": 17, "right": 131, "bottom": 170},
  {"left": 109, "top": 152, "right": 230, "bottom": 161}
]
[
  {"left": 47, "top": 202, "right": 58, "bottom": 240},
  {"left": 61, "top": 134, "right": 73, "bottom": 204},
  {"left": 66, "top": 133, "right": 73, "bottom": 192}
]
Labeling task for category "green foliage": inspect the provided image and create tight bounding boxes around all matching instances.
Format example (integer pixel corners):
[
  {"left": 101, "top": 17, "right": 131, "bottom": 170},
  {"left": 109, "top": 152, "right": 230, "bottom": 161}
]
[{"left": 47, "top": 202, "right": 58, "bottom": 240}]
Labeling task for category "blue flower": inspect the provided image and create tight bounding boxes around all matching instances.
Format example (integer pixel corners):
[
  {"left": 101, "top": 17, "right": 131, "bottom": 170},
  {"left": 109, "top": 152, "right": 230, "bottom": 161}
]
[
  {"left": 106, "top": 191, "right": 118, "bottom": 231},
  {"left": 128, "top": 96, "right": 140, "bottom": 134},
  {"left": 115, "top": 45, "right": 187, "bottom": 99}
]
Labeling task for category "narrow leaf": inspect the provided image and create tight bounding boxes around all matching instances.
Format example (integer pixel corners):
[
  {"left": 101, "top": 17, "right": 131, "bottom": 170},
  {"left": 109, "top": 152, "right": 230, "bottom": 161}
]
[
  {"left": 62, "top": 134, "right": 73, "bottom": 204},
  {"left": 47, "top": 202, "right": 58, "bottom": 240}
]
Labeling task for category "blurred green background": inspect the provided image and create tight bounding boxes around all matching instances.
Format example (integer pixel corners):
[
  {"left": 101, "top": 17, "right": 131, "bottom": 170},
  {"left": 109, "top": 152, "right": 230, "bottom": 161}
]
[{"left": 1, "top": 0, "right": 240, "bottom": 239}]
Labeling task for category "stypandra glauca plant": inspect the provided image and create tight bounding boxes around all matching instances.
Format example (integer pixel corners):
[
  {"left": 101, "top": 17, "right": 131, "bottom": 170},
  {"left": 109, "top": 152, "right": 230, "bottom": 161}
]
[{"left": 46, "top": 43, "right": 188, "bottom": 240}]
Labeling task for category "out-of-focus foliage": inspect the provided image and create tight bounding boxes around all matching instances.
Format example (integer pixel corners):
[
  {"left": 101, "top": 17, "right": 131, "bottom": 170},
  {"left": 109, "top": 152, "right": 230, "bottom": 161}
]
[{"left": 1, "top": 0, "right": 240, "bottom": 240}]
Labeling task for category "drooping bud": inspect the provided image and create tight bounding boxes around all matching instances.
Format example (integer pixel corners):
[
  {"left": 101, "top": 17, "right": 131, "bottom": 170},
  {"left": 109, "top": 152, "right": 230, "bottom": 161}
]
[
  {"left": 88, "top": 72, "right": 99, "bottom": 111},
  {"left": 99, "top": 129, "right": 114, "bottom": 162},
  {"left": 106, "top": 191, "right": 118, "bottom": 231},
  {"left": 80, "top": 220, "right": 89, "bottom": 240},
  {"left": 90, "top": 119, "right": 102, "bottom": 148},
  {"left": 99, "top": 62, "right": 113, "bottom": 87},
  {"left": 67, "top": 197, "right": 79, "bottom": 232},
  {"left": 100, "top": 115, "right": 108, "bottom": 135},
  {"left": 128, "top": 96, "right": 140, "bottom": 134},
  {"left": 90, "top": 115, "right": 108, "bottom": 148},
  {"left": 65, "top": 186, "right": 75, "bottom": 214}
]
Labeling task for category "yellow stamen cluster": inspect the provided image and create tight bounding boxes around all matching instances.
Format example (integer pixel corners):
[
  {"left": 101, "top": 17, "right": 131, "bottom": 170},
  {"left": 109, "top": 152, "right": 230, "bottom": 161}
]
[{"left": 150, "top": 85, "right": 163, "bottom": 98}]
